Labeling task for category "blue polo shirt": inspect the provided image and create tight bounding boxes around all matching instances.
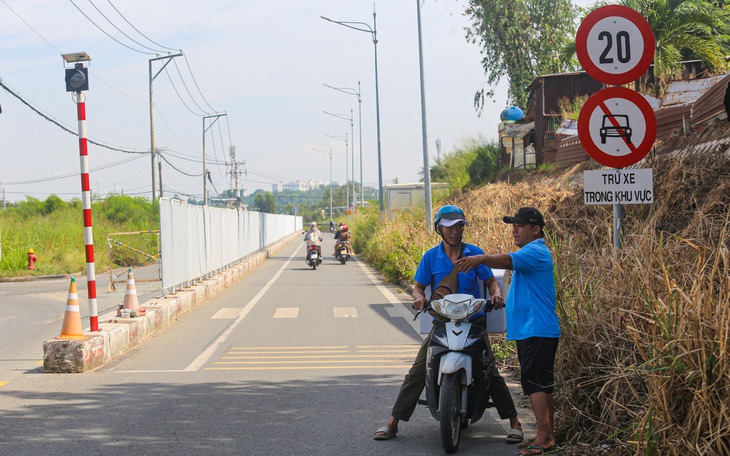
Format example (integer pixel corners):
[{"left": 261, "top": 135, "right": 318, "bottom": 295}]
[
  {"left": 505, "top": 238, "right": 560, "bottom": 340},
  {"left": 414, "top": 242, "right": 493, "bottom": 303}
]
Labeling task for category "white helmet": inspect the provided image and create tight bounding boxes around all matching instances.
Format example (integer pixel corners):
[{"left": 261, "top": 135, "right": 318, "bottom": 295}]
[{"left": 310, "top": 221, "right": 317, "bottom": 227}]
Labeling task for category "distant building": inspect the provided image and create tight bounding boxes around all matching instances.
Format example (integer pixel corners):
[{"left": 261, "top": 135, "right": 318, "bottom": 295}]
[
  {"left": 272, "top": 180, "right": 326, "bottom": 192},
  {"left": 384, "top": 182, "right": 450, "bottom": 220}
]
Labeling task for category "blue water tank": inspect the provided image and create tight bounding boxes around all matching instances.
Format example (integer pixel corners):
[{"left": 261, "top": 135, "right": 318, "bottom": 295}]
[{"left": 500, "top": 106, "right": 524, "bottom": 121}]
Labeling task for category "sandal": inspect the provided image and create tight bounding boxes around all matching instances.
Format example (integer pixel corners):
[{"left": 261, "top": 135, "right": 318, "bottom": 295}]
[
  {"left": 373, "top": 424, "right": 397, "bottom": 440},
  {"left": 506, "top": 428, "right": 524, "bottom": 443}
]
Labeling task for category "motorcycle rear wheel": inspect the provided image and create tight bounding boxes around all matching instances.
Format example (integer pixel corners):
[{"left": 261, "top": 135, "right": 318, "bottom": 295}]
[{"left": 439, "top": 373, "right": 461, "bottom": 453}]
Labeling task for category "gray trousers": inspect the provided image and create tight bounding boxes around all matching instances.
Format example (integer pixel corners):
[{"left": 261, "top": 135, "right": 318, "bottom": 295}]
[{"left": 391, "top": 331, "right": 517, "bottom": 422}]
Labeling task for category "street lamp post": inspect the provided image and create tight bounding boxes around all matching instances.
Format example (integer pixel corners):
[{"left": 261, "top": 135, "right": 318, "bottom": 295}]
[
  {"left": 416, "top": 0, "right": 433, "bottom": 231},
  {"left": 321, "top": 5, "right": 383, "bottom": 212},
  {"left": 324, "top": 133, "right": 349, "bottom": 222},
  {"left": 312, "top": 147, "right": 333, "bottom": 221},
  {"left": 324, "top": 110, "right": 355, "bottom": 213},
  {"left": 324, "top": 82, "right": 363, "bottom": 207}
]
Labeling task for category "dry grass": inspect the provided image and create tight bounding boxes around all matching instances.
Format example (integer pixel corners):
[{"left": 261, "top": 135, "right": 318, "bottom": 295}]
[{"left": 364, "top": 124, "right": 730, "bottom": 455}]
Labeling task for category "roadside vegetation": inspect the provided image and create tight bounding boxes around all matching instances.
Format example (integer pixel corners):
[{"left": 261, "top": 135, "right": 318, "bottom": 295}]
[
  {"left": 0, "top": 194, "right": 159, "bottom": 278},
  {"left": 352, "top": 128, "right": 730, "bottom": 455}
]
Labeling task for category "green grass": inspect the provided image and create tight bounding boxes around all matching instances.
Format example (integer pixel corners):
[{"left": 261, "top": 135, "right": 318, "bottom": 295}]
[{"left": 0, "top": 195, "right": 159, "bottom": 277}]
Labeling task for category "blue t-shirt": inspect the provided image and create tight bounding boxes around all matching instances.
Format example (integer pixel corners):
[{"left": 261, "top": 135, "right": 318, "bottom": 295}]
[
  {"left": 414, "top": 242, "right": 493, "bottom": 310},
  {"left": 505, "top": 238, "right": 560, "bottom": 340}
]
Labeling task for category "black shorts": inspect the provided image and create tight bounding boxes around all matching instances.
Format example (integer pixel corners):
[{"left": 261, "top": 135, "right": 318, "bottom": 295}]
[{"left": 516, "top": 337, "right": 559, "bottom": 395}]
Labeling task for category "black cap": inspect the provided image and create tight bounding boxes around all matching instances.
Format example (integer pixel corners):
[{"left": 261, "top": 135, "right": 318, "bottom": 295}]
[{"left": 503, "top": 207, "right": 545, "bottom": 227}]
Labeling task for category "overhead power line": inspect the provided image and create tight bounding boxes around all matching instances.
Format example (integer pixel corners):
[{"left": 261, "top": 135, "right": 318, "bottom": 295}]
[{"left": 0, "top": 79, "right": 147, "bottom": 155}]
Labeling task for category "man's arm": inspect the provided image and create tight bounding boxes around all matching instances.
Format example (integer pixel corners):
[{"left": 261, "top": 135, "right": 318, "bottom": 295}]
[
  {"left": 484, "top": 276, "right": 505, "bottom": 309},
  {"left": 456, "top": 253, "right": 512, "bottom": 273}
]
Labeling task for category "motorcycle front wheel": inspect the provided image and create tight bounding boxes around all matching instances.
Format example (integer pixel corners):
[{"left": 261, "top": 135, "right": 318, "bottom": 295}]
[{"left": 439, "top": 373, "right": 462, "bottom": 453}]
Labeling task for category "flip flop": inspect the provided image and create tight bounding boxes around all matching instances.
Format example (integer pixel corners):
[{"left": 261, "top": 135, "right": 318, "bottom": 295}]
[
  {"left": 373, "top": 425, "right": 397, "bottom": 440},
  {"left": 519, "top": 444, "right": 559, "bottom": 455},
  {"left": 506, "top": 428, "right": 524, "bottom": 443}
]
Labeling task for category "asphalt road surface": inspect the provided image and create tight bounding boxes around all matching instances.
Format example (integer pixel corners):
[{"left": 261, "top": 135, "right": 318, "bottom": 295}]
[{"left": 0, "top": 236, "right": 532, "bottom": 455}]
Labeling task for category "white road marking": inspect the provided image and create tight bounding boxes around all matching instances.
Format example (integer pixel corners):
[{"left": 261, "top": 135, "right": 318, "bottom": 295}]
[
  {"left": 333, "top": 307, "right": 358, "bottom": 318},
  {"left": 183, "top": 243, "right": 303, "bottom": 372},
  {"left": 211, "top": 308, "right": 242, "bottom": 319},
  {"left": 356, "top": 259, "right": 419, "bottom": 333},
  {"left": 273, "top": 307, "right": 299, "bottom": 318}
]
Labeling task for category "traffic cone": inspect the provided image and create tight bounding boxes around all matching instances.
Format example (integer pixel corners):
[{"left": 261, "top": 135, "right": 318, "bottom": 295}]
[
  {"left": 123, "top": 268, "right": 140, "bottom": 317},
  {"left": 59, "top": 278, "right": 87, "bottom": 340}
]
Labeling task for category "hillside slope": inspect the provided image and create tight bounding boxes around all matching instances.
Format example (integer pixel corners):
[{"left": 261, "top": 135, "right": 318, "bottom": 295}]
[{"left": 363, "top": 123, "right": 730, "bottom": 454}]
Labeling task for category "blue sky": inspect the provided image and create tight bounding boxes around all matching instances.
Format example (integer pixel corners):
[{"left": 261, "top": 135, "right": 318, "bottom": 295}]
[{"left": 1, "top": 1, "right": 516, "bottom": 203}]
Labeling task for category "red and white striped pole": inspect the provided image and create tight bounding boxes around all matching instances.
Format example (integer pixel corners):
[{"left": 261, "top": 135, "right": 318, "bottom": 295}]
[{"left": 75, "top": 92, "right": 98, "bottom": 331}]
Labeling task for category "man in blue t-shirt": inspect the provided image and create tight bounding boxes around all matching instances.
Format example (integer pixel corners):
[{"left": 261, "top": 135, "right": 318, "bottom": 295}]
[
  {"left": 456, "top": 207, "right": 560, "bottom": 456},
  {"left": 374, "top": 205, "right": 523, "bottom": 444}
]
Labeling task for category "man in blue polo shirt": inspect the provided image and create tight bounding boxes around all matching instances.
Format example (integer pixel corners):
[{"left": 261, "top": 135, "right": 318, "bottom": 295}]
[
  {"left": 456, "top": 207, "right": 560, "bottom": 456},
  {"left": 373, "top": 205, "right": 523, "bottom": 444}
]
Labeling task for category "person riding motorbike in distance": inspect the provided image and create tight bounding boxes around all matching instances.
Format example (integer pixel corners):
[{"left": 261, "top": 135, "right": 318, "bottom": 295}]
[
  {"left": 334, "top": 224, "right": 353, "bottom": 256},
  {"left": 304, "top": 221, "right": 323, "bottom": 257}
]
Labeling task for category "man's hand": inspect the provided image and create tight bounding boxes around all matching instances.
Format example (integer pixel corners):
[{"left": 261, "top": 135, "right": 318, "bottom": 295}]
[
  {"left": 455, "top": 254, "right": 484, "bottom": 273},
  {"left": 490, "top": 293, "right": 505, "bottom": 310},
  {"left": 412, "top": 294, "right": 426, "bottom": 311}
]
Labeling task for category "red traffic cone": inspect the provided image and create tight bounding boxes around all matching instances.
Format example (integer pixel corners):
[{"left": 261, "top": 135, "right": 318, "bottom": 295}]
[
  {"left": 123, "top": 268, "right": 141, "bottom": 317},
  {"left": 59, "top": 278, "right": 87, "bottom": 340}
]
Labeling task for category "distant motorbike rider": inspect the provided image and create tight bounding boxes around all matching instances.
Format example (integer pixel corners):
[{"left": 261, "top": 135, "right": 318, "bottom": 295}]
[
  {"left": 334, "top": 224, "right": 353, "bottom": 256},
  {"left": 334, "top": 222, "right": 345, "bottom": 240},
  {"left": 304, "top": 222, "right": 323, "bottom": 257},
  {"left": 329, "top": 220, "right": 335, "bottom": 233}
]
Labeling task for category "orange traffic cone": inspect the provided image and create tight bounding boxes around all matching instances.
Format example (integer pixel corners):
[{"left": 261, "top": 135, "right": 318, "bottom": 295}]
[
  {"left": 123, "top": 268, "right": 141, "bottom": 317},
  {"left": 59, "top": 278, "right": 87, "bottom": 340}
]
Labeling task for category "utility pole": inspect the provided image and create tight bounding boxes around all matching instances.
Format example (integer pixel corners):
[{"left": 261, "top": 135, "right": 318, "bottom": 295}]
[
  {"left": 149, "top": 53, "right": 183, "bottom": 201},
  {"left": 202, "top": 113, "right": 226, "bottom": 206},
  {"left": 227, "top": 146, "right": 246, "bottom": 204}
]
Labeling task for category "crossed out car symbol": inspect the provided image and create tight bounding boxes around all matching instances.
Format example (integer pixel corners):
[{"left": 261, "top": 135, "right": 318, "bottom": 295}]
[{"left": 599, "top": 114, "right": 632, "bottom": 144}]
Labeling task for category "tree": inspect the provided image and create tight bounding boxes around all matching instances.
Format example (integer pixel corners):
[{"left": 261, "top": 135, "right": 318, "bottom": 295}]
[
  {"left": 615, "top": 0, "right": 730, "bottom": 94},
  {"left": 253, "top": 191, "right": 277, "bottom": 213},
  {"left": 465, "top": 0, "right": 578, "bottom": 111}
]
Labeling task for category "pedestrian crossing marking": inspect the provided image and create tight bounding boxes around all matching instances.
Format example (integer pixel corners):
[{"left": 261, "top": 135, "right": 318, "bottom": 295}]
[
  {"left": 205, "top": 345, "right": 421, "bottom": 371},
  {"left": 333, "top": 307, "right": 358, "bottom": 318},
  {"left": 273, "top": 307, "right": 299, "bottom": 318},
  {"left": 211, "top": 308, "right": 242, "bottom": 319}
]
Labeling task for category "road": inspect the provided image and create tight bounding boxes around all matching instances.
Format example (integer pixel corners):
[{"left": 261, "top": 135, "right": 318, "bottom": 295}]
[{"left": 0, "top": 235, "right": 529, "bottom": 455}]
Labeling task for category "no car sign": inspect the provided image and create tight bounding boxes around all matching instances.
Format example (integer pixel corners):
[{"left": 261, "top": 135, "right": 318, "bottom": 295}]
[{"left": 578, "top": 87, "right": 656, "bottom": 168}]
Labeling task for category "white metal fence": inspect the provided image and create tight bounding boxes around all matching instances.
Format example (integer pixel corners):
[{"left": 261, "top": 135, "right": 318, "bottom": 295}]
[{"left": 159, "top": 198, "right": 303, "bottom": 294}]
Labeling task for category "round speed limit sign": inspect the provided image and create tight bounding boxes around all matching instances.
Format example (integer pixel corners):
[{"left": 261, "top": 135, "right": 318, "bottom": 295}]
[{"left": 576, "top": 5, "right": 655, "bottom": 85}]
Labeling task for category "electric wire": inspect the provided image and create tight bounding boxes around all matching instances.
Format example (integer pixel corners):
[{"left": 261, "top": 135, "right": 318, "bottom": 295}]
[
  {"left": 182, "top": 54, "right": 218, "bottom": 113},
  {"left": 1, "top": 0, "right": 61, "bottom": 53},
  {"left": 0, "top": 79, "right": 147, "bottom": 155},
  {"left": 173, "top": 58, "right": 213, "bottom": 115},
  {"left": 164, "top": 67, "right": 206, "bottom": 116},
  {"left": 69, "top": 0, "right": 156, "bottom": 55},
  {"left": 86, "top": 0, "right": 166, "bottom": 53},
  {"left": 2, "top": 154, "right": 145, "bottom": 185},
  {"left": 106, "top": 0, "right": 179, "bottom": 52}
]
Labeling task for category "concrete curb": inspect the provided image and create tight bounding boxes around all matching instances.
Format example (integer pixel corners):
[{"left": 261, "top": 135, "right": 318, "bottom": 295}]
[{"left": 42, "top": 233, "right": 298, "bottom": 373}]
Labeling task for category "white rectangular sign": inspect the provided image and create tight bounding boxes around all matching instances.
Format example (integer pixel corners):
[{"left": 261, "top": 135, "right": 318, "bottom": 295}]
[{"left": 583, "top": 169, "right": 653, "bottom": 205}]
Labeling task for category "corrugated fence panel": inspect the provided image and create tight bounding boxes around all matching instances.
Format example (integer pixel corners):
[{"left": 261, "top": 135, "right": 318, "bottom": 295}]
[{"left": 160, "top": 198, "right": 301, "bottom": 294}]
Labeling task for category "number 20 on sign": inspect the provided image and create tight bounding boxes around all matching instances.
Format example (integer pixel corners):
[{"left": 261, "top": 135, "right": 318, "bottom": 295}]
[{"left": 576, "top": 5, "right": 655, "bottom": 86}]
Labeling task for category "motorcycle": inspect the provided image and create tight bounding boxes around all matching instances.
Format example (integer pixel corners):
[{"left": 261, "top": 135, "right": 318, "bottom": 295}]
[
  {"left": 334, "top": 241, "right": 350, "bottom": 264},
  {"left": 306, "top": 244, "right": 322, "bottom": 270},
  {"left": 418, "top": 293, "right": 493, "bottom": 454}
]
